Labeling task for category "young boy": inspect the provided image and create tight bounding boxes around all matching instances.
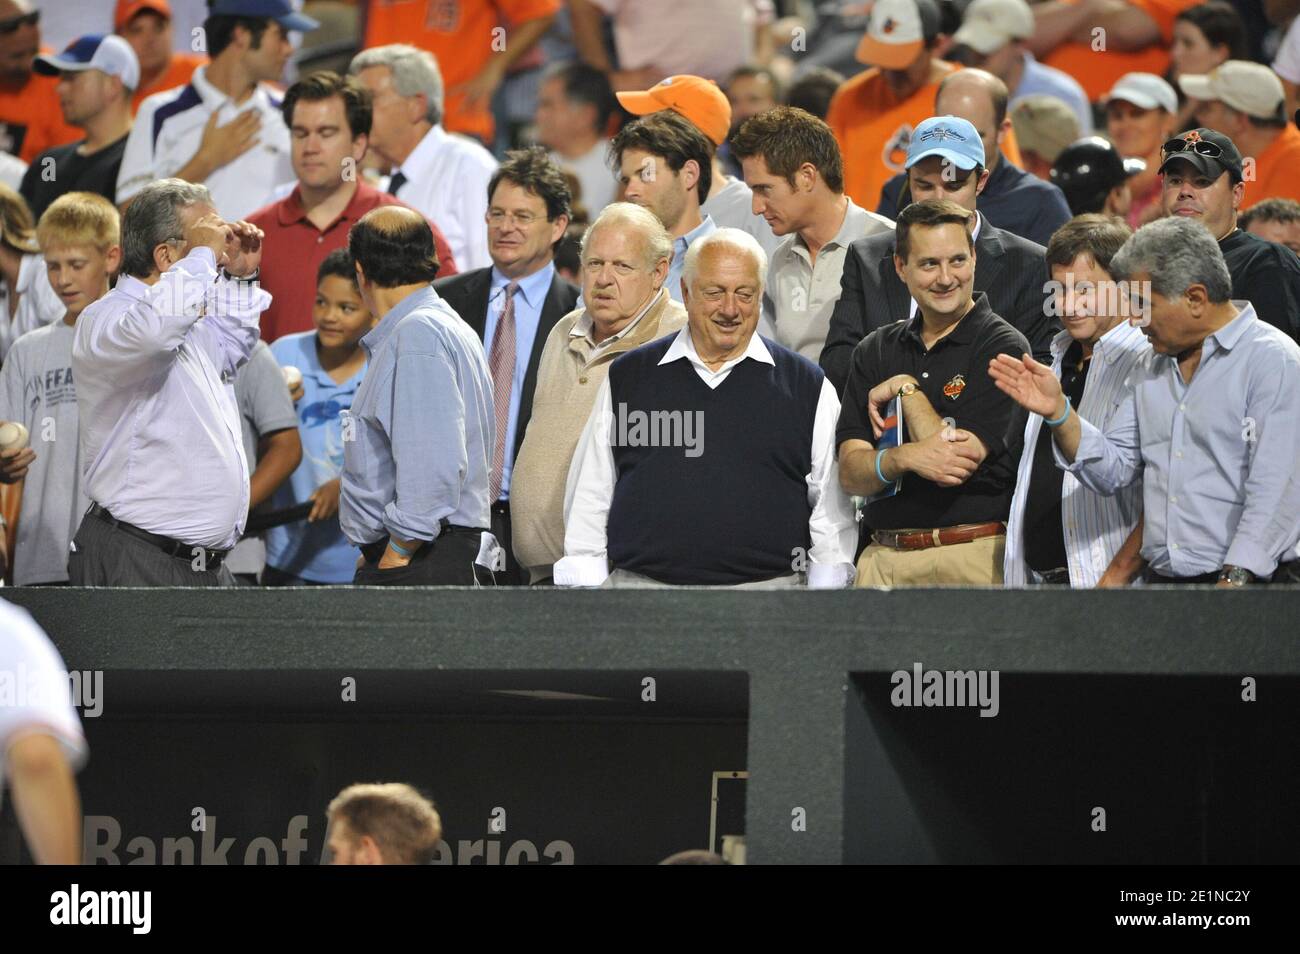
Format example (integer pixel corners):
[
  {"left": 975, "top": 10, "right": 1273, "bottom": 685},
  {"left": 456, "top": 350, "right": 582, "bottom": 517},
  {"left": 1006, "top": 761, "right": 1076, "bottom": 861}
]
[
  {"left": 0, "top": 192, "right": 119, "bottom": 585},
  {"left": 264, "top": 249, "right": 375, "bottom": 584}
]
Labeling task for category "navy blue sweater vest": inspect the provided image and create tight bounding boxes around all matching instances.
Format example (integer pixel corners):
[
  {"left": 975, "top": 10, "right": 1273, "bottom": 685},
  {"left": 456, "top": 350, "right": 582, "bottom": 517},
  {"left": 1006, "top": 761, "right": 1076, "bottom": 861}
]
[{"left": 605, "top": 335, "right": 823, "bottom": 585}]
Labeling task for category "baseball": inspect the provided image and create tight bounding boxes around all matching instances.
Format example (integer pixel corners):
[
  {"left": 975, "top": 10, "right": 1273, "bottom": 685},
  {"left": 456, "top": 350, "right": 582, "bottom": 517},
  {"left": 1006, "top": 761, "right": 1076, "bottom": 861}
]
[
  {"left": 0, "top": 421, "right": 28, "bottom": 452},
  {"left": 282, "top": 366, "right": 303, "bottom": 390}
]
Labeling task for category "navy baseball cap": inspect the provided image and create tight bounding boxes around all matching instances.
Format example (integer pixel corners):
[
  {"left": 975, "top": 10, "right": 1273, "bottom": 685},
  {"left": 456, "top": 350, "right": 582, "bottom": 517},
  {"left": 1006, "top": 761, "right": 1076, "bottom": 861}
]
[
  {"left": 906, "top": 116, "right": 986, "bottom": 170},
  {"left": 34, "top": 35, "right": 141, "bottom": 89},
  {"left": 208, "top": 0, "right": 319, "bottom": 32}
]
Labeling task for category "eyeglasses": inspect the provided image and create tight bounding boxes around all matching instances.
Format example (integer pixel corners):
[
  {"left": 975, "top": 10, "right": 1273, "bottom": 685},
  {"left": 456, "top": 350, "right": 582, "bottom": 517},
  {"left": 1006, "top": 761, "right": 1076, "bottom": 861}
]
[
  {"left": 486, "top": 209, "right": 542, "bottom": 227},
  {"left": 0, "top": 10, "right": 38, "bottom": 34},
  {"left": 1161, "top": 137, "right": 1223, "bottom": 160}
]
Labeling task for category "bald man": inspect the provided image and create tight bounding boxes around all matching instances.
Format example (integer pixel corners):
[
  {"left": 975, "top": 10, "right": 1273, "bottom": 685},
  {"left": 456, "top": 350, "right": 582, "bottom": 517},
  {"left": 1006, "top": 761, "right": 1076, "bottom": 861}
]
[
  {"left": 876, "top": 69, "right": 1071, "bottom": 246},
  {"left": 340, "top": 207, "right": 501, "bottom": 585}
]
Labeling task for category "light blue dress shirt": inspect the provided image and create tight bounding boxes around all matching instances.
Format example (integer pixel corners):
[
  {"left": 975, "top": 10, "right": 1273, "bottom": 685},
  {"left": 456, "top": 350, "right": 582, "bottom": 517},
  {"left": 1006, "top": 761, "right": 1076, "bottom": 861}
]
[
  {"left": 1057, "top": 303, "right": 1300, "bottom": 578},
  {"left": 340, "top": 286, "right": 495, "bottom": 545},
  {"left": 266, "top": 331, "right": 365, "bottom": 583},
  {"left": 666, "top": 215, "right": 718, "bottom": 303},
  {"left": 483, "top": 263, "right": 554, "bottom": 500}
]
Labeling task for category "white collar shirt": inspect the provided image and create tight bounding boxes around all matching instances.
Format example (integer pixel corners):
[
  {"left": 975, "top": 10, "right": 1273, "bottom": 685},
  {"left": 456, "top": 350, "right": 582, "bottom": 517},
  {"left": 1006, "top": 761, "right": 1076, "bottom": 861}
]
[{"left": 72, "top": 247, "right": 270, "bottom": 549}]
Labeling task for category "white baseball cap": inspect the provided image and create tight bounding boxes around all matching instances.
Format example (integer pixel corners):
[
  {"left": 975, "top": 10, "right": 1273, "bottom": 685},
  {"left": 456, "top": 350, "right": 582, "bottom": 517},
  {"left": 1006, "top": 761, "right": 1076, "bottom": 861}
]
[
  {"left": 1103, "top": 72, "right": 1178, "bottom": 115},
  {"left": 856, "top": 0, "right": 943, "bottom": 70},
  {"left": 33, "top": 34, "right": 140, "bottom": 91},
  {"left": 1179, "top": 61, "right": 1285, "bottom": 120},
  {"left": 952, "top": 0, "right": 1034, "bottom": 56}
]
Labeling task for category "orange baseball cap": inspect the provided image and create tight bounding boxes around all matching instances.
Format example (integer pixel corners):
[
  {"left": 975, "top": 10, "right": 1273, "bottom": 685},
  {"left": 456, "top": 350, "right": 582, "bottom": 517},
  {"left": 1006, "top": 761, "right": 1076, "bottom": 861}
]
[
  {"left": 856, "top": 0, "right": 942, "bottom": 70},
  {"left": 115, "top": 0, "right": 172, "bottom": 31},
  {"left": 616, "top": 75, "right": 731, "bottom": 147}
]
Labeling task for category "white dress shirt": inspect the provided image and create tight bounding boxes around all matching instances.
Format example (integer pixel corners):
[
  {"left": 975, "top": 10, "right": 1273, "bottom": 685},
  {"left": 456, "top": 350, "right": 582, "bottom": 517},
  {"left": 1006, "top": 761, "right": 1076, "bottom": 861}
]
[
  {"left": 556, "top": 327, "right": 857, "bottom": 587},
  {"left": 72, "top": 247, "right": 270, "bottom": 549},
  {"left": 1, "top": 252, "right": 65, "bottom": 362},
  {"left": 383, "top": 124, "right": 498, "bottom": 272},
  {"left": 117, "top": 66, "right": 294, "bottom": 220}
]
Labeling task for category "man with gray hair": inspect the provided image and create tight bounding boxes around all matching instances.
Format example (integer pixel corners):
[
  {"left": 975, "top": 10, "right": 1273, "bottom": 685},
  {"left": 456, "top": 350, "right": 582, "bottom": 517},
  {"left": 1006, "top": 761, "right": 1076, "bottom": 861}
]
[
  {"left": 557, "top": 227, "right": 856, "bottom": 587},
  {"left": 350, "top": 44, "right": 497, "bottom": 272},
  {"left": 510, "top": 202, "right": 686, "bottom": 584},
  {"left": 69, "top": 178, "right": 269, "bottom": 585},
  {"left": 990, "top": 215, "right": 1300, "bottom": 586}
]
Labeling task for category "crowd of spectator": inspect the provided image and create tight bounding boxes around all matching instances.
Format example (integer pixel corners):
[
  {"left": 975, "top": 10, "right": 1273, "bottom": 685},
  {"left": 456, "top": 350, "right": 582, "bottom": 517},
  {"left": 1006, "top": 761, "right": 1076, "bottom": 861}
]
[{"left": 0, "top": 0, "right": 1294, "bottom": 591}]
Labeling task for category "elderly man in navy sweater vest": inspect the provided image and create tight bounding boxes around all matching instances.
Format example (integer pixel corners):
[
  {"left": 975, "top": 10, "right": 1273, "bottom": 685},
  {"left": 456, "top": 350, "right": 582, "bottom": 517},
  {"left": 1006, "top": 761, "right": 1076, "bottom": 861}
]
[{"left": 555, "top": 228, "right": 857, "bottom": 588}]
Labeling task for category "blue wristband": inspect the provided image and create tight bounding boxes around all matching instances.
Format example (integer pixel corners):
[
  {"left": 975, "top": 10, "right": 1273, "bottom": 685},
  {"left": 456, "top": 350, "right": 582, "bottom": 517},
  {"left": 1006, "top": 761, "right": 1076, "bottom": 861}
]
[
  {"left": 1044, "top": 401, "right": 1071, "bottom": 427},
  {"left": 875, "top": 448, "right": 894, "bottom": 485},
  {"left": 387, "top": 538, "right": 415, "bottom": 558}
]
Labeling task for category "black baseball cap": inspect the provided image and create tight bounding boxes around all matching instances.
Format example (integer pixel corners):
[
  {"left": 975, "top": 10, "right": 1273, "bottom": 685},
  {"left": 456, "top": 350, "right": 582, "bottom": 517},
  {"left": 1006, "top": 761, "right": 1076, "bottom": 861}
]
[
  {"left": 1051, "top": 137, "right": 1145, "bottom": 216},
  {"left": 1157, "top": 128, "right": 1244, "bottom": 183}
]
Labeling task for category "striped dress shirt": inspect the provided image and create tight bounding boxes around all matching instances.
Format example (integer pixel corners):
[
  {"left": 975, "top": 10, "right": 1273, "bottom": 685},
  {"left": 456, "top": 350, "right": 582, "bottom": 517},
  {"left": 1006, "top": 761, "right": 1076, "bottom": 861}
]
[{"left": 1004, "top": 321, "right": 1151, "bottom": 587}]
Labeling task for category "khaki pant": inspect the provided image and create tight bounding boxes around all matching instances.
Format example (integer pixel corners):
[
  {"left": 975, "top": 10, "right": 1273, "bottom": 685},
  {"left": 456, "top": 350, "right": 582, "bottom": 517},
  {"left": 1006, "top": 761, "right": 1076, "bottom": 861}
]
[{"left": 854, "top": 533, "right": 1006, "bottom": 587}]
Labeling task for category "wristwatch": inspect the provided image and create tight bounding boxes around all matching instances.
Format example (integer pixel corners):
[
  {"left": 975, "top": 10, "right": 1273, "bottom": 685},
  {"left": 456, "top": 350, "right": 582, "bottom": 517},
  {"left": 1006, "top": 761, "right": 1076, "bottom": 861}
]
[
  {"left": 898, "top": 381, "right": 918, "bottom": 398},
  {"left": 1218, "top": 565, "right": 1254, "bottom": 586}
]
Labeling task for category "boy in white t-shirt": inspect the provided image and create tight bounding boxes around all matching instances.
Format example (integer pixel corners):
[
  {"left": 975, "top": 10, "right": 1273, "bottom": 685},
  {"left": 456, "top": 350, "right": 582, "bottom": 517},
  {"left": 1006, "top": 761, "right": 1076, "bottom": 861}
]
[{"left": 0, "top": 192, "right": 120, "bottom": 584}]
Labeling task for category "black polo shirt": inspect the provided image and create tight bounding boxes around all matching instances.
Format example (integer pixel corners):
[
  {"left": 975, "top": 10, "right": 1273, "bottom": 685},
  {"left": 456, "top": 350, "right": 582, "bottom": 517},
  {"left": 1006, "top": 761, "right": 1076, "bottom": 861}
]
[
  {"left": 1219, "top": 228, "right": 1300, "bottom": 342},
  {"left": 19, "top": 134, "right": 128, "bottom": 221},
  {"left": 836, "top": 292, "right": 1030, "bottom": 530}
]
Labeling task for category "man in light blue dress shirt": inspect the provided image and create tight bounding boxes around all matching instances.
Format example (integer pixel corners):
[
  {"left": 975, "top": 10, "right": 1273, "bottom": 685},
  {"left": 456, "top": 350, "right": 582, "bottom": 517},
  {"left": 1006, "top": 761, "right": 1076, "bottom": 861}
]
[
  {"left": 991, "top": 216, "right": 1300, "bottom": 586},
  {"left": 340, "top": 206, "right": 500, "bottom": 585}
]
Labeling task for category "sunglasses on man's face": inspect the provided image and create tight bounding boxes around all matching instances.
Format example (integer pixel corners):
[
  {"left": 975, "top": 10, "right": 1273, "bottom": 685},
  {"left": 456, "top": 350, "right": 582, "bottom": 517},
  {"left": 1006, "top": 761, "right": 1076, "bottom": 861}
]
[
  {"left": 0, "top": 10, "right": 38, "bottom": 34},
  {"left": 1161, "top": 137, "right": 1223, "bottom": 160}
]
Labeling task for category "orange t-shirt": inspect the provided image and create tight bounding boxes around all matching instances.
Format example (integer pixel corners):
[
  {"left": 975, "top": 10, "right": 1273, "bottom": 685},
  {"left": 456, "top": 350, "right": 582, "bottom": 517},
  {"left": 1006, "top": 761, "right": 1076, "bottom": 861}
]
[
  {"left": 132, "top": 52, "right": 207, "bottom": 115},
  {"left": 1043, "top": 0, "right": 1200, "bottom": 102},
  {"left": 828, "top": 62, "right": 1024, "bottom": 214},
  {"left": 0, "top": 71, "right": 80, "bottom": 164},
  {"left": 1246, "top": 124, "right": 1300, "bottom": 207},
  {"left": 364, "top": 0, "right": 560, "bottom": 143}
]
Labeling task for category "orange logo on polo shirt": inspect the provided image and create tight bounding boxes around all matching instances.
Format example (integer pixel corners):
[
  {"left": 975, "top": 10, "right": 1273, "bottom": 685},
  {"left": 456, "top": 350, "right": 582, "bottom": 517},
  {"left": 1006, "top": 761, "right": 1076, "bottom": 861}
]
[
  {"left": 883, "top": 123, "right": 913, "bottom": 173},
  {"left": 943, "top": 374, "right": 966, "bottom": 400}
]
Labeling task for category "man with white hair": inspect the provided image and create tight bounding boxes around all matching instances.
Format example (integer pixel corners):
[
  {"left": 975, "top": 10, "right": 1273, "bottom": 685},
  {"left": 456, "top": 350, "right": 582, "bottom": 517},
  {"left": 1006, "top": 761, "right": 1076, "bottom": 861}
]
[
  {"left": 556, "top": 227, "right": 856, "bottom": 588},
  {"left": 990, "top": 215, "right": 1300, "bottom": 586},
  {"left": 510, "top": 202, "right": 687, "bottom": 584},
  {"left": 350, "top": 44, "right": 497, "bottom": 272}
]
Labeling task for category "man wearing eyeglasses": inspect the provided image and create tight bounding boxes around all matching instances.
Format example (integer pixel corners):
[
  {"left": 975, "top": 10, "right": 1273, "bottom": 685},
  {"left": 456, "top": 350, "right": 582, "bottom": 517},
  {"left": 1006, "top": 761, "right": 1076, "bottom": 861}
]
[
  {"left": 1158, "top": 127, "right": 1300, "bottom": 342},
  {"left": 434, "top": 147, "right": 580, "bottom": 583},
  {"left": 0, "top": 1, "right": 80, "bottom": 164}
]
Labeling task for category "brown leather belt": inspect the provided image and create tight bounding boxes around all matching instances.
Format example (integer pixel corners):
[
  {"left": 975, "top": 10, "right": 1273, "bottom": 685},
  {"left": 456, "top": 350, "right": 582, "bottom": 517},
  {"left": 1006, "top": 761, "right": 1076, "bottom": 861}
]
[{"left": 872, "top": 521, "right": 1007, "bottom": 551}]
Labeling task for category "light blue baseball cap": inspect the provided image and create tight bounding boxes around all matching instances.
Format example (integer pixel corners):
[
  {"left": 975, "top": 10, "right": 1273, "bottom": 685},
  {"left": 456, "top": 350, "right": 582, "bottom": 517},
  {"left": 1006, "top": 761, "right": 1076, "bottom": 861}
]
[{"left": 905, "top": 116, "right": 986, "bottom": 171}]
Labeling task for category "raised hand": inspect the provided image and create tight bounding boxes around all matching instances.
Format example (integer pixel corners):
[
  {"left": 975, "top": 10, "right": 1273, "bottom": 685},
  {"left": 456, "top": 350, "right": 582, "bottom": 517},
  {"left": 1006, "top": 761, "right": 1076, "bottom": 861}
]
[
  {"left": 989, "top": 353, "right": 1066, "bottom": 419},
  {"left": 197, "top": 109, "right": 261, "bottom": 173},
  {"left": 187, "top": 213, "right": 233, "bottom": 260},
  {"left": 221, "top": 220, "right": 264, "bottom": 278}
]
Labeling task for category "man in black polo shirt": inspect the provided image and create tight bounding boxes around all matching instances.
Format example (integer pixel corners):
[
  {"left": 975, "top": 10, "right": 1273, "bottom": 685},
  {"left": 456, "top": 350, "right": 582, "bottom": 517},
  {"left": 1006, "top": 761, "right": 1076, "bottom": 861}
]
[
  {"left": 837, "top": 198, "right": 1029, "bottom": 586},
  {"left": 1158, "top": 127, "right": 1300, "bottom": 341}
]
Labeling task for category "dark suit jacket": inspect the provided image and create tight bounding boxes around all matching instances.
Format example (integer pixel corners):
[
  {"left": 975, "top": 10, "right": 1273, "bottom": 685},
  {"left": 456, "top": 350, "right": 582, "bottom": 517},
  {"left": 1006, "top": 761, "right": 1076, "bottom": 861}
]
[
  {"left": 819, "top": 218, "right": 1055, "bottom": 394},
  {"left": 434, "top": 266, "right": 581, "bottom": 461}
]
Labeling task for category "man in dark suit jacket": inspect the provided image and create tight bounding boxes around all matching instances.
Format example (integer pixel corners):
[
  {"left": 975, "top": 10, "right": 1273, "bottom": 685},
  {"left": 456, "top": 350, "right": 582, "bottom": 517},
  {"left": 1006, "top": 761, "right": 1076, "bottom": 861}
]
[
  {"left": 434, "top": 147, "right": 581, "bottom": 583},
  {"left": 820, "top": 116, "right": 1054, "bottom": 394}
]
